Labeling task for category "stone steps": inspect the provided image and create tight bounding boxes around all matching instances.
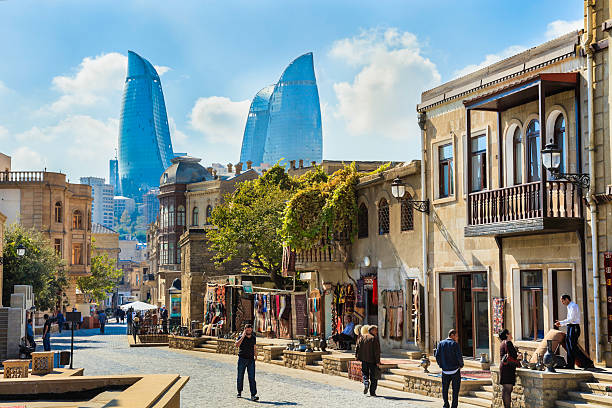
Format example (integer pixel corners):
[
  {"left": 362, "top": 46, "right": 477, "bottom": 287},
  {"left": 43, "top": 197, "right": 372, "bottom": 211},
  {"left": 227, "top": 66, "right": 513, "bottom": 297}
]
[
  {"left": 482, "top": 385, "right": 494, "bottom": 393},
  {"left": 458, "top": 395, "right": 492, "bottom": 408},
  {"left": 387, "top": 368, "right": 412, "bottom": 376},
  {"left": 564, "top": 391, "right": 612, "bottom": 406},
  {"left": 581, "top": 381, "right": 612, "bottom": 396},
  {"left": 198, "top": 344, "right": 218, "bottom": 352},
  {"left": 556, "top": 400, "right": 609, "bottom": 408},
  {"left": 193, "top": 347, "right": 216, "bottom": 354},
  {"left": 304, "top": 365, "right": 323, "bottom": 373},
  {"left": 379, "top": 373, "right": 405, "bottom": 384},
  {"left": 470, "top": 390, "right": 493, "bottom": 400},
  {"left": 377, "top": 379, "right": 405, "bottom": 392}
]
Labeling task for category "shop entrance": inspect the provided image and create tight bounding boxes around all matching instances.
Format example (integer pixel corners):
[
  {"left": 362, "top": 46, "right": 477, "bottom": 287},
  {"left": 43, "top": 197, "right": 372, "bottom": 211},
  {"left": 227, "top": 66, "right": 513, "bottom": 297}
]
[{"left": 439, "top": 272, "right": 489, "bottom": 358}]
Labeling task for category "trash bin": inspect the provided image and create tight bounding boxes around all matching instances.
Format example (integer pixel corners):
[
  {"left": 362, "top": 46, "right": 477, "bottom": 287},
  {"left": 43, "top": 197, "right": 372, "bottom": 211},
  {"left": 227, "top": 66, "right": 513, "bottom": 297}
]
[{"left": 59, "top": 351, "right": 70, "bottom": 366}]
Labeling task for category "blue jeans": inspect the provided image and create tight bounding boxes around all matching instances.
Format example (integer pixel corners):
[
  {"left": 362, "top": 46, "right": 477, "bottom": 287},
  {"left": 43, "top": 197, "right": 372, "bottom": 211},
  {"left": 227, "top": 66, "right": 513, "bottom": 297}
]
[
  {"left": 441, "top": 370, "right": 461, "bottom": 408},
  {"left": 43, "top": 334, "right": 51, "bottom": 351},
  {"left": 237, "top": 357, "right": 257, "bottom": 396}
]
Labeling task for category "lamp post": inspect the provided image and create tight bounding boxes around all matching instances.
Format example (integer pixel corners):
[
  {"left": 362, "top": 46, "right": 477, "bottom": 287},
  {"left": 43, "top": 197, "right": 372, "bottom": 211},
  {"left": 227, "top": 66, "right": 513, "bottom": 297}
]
[
  {"left": 16, "top": 243, "right": 25, "bottom": 257},
  {"left": 541, "top": 143, "right": 590, "bottom": 189},
  {"left": 390, "top": 177, "right": 430, "bottom": 214}
]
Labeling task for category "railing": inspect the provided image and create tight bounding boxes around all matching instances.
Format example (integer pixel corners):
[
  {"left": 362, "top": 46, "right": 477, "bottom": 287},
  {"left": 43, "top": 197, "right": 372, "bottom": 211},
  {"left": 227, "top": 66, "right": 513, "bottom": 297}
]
[
  {"left": 0, "top": 171, "right": 45, "bottom": 183},
  {"left": 468, "top": 180, "right": 582, "bottom": 226}
]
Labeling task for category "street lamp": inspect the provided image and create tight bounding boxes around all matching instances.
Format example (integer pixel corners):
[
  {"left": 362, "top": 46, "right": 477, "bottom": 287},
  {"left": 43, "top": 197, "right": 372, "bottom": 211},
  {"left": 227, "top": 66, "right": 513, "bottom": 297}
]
[
  {"left": 390, "top": 177, "right": 430, "bottom": 214},
  {"left": 16, "top": 243, "right": 25, "bottom": 257},
  {"left": 541, "top": 142, "right": 590, "bottom": 189}
]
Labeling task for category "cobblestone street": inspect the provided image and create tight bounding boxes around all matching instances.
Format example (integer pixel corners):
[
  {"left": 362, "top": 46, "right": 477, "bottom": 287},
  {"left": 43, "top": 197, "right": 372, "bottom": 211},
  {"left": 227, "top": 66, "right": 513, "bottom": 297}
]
[{"left": 47, "top": 323, "right": 445, "bottom": 408}]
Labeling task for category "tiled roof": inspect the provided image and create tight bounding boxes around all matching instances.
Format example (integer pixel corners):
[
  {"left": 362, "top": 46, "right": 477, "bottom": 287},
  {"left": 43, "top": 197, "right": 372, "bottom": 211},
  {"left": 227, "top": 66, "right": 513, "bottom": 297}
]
[{"left": 92, "top": 223, "right": 117, "bottom": 234}]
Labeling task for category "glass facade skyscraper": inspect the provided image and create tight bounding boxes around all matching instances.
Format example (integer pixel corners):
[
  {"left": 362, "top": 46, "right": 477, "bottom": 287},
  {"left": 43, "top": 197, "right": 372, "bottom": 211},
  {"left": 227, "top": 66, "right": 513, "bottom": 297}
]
[
  {"left": 118, "top": 51, "right": 174, "bottom": 198},
  {"left": 240, "top": 53, "right": 323, "bottom": 167}
]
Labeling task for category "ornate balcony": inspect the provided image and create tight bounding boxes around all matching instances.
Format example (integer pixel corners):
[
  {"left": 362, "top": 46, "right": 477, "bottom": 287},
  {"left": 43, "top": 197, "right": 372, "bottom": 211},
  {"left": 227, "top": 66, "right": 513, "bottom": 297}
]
[
  {"left": 292, "top": 231, "right": 352, "bottom": 272},
  {"left": 465, "top": 180, "right": 583, "bottom": 237}
]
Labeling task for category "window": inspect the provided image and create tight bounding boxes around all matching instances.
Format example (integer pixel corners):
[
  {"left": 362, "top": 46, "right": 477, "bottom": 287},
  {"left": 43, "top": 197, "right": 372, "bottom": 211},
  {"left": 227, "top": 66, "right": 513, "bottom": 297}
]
[
  {"left": 54, "top": 239, "right": 62, "bottom": 256},
  {"left": 177, "top": 205, "right": 185, "bottom": 226},
  {"left": 554, "top": 115, "right": 566, "bottom": 174},
  {"left": 169, "top": 205, "right": 175, "bottom": 227},
  {"left": 438, "top": 143, "right": 454, "bottom": 198},
  {"left": 169, "top": 242, "right": 175, "bottom": 264},
  {"left": 358, "top": 203, "right": 368, "bottom": 238},
  {"left": 205, "top": 205, "right": 213, "bottom": 225},
  {"left": 54, "top": 202, "right": 62, "bottom": 223},
  {"left": 177, "top": 247, "right": 181, "bottom": 264},
  {"left": 470, "top": 135, "right": 487, "bottom": 192},
  {"left": 526, "top": 120, "right": 541, "bottom": 182},
  {"left": 72, "top": 210, "right": 82, "bottom": 229},
  {"left": 87, "top": 210, "right": 91, "bottom": 231},
  {"left": 378, "top": 198, "right": 389, "bottom": 235},
  {"left": 520, "top": 270, "right": 544, "bottom": 341},
  {"left": 400, "top": 194, "right": 414, "bottom": 231},
  {"left": 513, "top": 127, "right": 523, "bottom": 185},
  {"left": 72, "top": 243, "right": 83, "bottom": 265},
  {"left": 192, "top": 207, "right": 199, "bottom": 226}
]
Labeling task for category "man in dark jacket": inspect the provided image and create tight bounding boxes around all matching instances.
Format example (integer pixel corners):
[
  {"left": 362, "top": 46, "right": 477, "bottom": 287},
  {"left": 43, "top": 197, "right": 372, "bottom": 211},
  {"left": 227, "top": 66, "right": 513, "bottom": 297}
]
[
  {"left": 355, "top": 325, "right": 381, "bottom": 397},
  {"left": 435, "top": 329, "right": 463, "bottom": 408}
]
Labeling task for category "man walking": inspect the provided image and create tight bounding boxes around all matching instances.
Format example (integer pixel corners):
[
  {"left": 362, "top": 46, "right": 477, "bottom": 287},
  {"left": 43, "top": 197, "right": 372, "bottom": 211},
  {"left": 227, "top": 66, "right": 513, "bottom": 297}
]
[
  {"left": 126, "top": 307, "right": 133, "bottom": 335},
  {"left": 56, "top": 310, "right": 65, "bottom": 333},
  {"left": 98, "top": 310, "right": 107, "bottom": 334},
  {"left": 235, "top": 324, "right": 259, "bottom": 401},
  {"left": 26, "top": 318, "right": 35, "bottom": 349},
  {"left": 554, "top": 294, "right": 594, "bottom": 369},
  {"left": 160, "top": 305, "right": 169, "bottom": 334},
  {"left": 355, "top": 325, "right": 381, "bottom": 397},
  {"left": 435, "top": 329, "right": 463, "bottom": 408},
  {"left": 42, "top": 314, "right": 53, "bottom": 351}
]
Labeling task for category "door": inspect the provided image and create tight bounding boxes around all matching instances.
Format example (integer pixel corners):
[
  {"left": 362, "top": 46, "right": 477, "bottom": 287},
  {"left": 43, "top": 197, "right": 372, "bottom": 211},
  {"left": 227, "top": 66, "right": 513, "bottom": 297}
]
[{"left": 457, "top": 275, "right": 473, "bottom": 357}]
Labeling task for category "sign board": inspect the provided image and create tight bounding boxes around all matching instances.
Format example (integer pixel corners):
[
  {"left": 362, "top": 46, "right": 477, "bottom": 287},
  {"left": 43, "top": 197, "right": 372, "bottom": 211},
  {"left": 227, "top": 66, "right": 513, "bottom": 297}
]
[
  {"left": 243, "top": 281, "right": 253, "bottom": 294},
  {"left": 605, "top": 252, "right": 612, "bottom": 343},
  {"left": 293, "top": 294, "right": 308, "bottom": 336},
  {"left": 170, "top": 294, "right": 181, "bottom": 318},
  {"left": 66, "top": 311, "right": 81, "bottom": 323}
]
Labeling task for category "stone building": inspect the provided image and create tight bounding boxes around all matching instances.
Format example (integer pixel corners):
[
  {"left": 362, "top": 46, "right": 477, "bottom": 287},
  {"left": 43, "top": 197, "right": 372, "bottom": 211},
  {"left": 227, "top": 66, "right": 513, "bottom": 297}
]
[
  {"left": 0, "top": 165, "right": 92, "bottom": 309},
  {"left": 91, "top": 223, "right": 120, "bottom": 308},
  {"left": 0, "top": 210, "right": 5, "bottom": 306}
]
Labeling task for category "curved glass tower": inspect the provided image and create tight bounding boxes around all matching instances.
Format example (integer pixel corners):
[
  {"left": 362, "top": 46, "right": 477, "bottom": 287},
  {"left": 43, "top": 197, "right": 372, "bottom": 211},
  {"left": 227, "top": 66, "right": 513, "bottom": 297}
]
[
  {"left": 239, "top": 85, "right": 274, "bottom": 167},
  {"left": 260, "top": 52, "right": 322, "bottom": 166},
  {"left": 118, "top": 51, "right": 174, "bottom": 198}
]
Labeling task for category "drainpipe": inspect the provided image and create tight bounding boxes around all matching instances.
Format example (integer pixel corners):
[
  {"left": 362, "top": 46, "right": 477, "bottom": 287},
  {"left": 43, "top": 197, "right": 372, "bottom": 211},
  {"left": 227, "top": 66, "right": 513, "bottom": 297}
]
[
  {"left": 584, "top": 0, "right": 600, "bottom": 363},
  {"left": 418, "top": 112, "right": 429, "bottom": 353}
]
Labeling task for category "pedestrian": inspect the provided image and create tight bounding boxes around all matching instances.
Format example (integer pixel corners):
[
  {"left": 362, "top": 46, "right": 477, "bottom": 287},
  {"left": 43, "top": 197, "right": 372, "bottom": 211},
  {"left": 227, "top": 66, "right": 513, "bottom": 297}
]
[
  {"left": 498, "top": 329, "right": 522, "bottom": 408},
  {"left": 98, "top": 310, "right": 107, "bottom": 334},
  {"left": 160, "top": 305, "right": 169, "bottom": 334},
  {"left": 355, "top": 325, "right": 381, "bottom": 397},
  {"left": 26, "top": 318, "right": 36, "bottom": 349},
  {"left": 435, "top": 329, "right": 463, "bottom": 408},
  {"left": 235, "top": 324, "right": 259, "bottom": 401},
  {"left": 127, "top": 307, "right": 133, "bottom": 335},
  {"left": 331, "top": 315, "right": 356, "bottom": 350},
  {"left": 42, "top": 314, "right": 52, "bottom": 351},
  {"left": 554, "top": 294, "right": 594, "bottom": 369},
  {"left": 132, "top": 312, "right": 140, "bottom": 344},
  {"left": 56, "top": 310, "right": 65, "bottom": 333}
]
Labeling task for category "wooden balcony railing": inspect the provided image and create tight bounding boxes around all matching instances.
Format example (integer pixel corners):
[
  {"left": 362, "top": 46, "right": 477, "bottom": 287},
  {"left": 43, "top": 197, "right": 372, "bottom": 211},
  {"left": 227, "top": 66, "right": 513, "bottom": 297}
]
[
  {"left": 296, "top": 243, "right": 344, "bottom": 264},
  {"left": 468, "top": 180, "right": 582, "bottom": 226},
  {"left": 0, "top": 171, "right": 45, "bottom": 183}
]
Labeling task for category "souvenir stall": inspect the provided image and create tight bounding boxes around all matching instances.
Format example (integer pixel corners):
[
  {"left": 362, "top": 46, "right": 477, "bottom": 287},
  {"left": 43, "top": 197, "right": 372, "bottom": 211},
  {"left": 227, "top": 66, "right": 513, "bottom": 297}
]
[
  {"left": 330, "top": 283, "right": 356, "bottom": 336},
  {"left": 380, "top": 289, "right": 404, "bottom": 340},
  {"left": 253, "top": 292, "right": 294, "bottom": 339},
  {"left": 203, "top": 283, "right": 227, "bottom": 336},
  {"left": 308, "top": 289, "right": 323, "bottom": 336}
]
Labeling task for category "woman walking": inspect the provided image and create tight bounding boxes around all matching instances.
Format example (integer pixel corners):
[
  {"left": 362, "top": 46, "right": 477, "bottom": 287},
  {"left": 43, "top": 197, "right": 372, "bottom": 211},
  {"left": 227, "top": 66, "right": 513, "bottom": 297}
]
[{"left": 499, "top": 329, "right": 522, "bottom": 408}]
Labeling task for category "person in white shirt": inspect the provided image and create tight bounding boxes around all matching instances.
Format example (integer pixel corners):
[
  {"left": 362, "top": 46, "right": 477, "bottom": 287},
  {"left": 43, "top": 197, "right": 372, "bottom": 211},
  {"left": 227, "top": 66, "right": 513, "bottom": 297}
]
[{"left": 554, "top": 294, "right": 594, "bottom": 369}]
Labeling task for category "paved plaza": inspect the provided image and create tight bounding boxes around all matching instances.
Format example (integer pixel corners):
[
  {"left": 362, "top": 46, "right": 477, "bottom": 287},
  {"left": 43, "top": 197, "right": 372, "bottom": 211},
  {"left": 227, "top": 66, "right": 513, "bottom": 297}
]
[{"left": 45, "top": 323, "right": 448, "bottom": 408}]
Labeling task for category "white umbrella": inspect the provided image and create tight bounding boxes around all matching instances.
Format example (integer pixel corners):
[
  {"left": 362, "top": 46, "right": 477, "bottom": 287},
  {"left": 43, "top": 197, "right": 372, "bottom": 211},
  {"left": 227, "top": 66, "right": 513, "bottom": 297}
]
[{"left": 120, "top": 301, "right": 158, "bottom": 312}]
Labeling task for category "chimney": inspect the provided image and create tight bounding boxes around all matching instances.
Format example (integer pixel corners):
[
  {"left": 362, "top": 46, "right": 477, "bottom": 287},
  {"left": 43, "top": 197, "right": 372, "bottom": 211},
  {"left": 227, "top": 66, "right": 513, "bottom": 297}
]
[
  {"left": 227, "top": 163, "right": 233, "bottom": 173},
  {"left": 246, "top": 160, "right": 253, "bottom": 170},
  {"left": 290, "top": 160, "right": 296, "bottom": 170},
  {"left": 311, "top": 161, "right": 316, "bottom": 167},
  {"left": 235, "top": 162, "right": 243, "bottom": 175},
  {"left": 299, "top": 159, "right": 304, "bottom": 168}
]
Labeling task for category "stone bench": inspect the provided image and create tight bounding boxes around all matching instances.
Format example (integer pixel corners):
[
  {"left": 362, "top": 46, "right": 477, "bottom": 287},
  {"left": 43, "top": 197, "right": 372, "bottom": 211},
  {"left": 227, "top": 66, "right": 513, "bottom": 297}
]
[
  {"left": 283, "top": 350, "right": 329, "bottom": 370},
  {"left": 31, "top": 351, "right": 54, "bottom": 375},
  {"left": 3, "top": 359, "right": 29, "bottom": 378},
  {"left": 322, "top": 354, "right": 355, "bottom": 376},
  {"left": 263, "top": 346, "right": 286, "bottom": 362}
]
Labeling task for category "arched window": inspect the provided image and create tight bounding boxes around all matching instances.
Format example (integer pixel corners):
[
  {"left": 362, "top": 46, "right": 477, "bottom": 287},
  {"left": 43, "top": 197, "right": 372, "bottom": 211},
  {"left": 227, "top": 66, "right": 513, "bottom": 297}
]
[
  {"left": 401, "top": 193, "right": 414, "bottom": 231},
  {"left": 161, "top": 206, "right": 167, "bottom": 229},
  {"left": 205, "top": 205, "right": 213, "bottom": 225},
  {"left": 513, "top": 127, "right": 523, "bottom": 185},
  {"left": 169, "top": 205, "right": 175, "bottom": 227},
  {"left": 554, "top": 114, "right": 566, "bottom": 174},
  {"left": 72, "top": 210, "right": 82, "bottom": 229},
  {"left": 358, "top": 203, "right": 368, "bottom": 238},
  {"left": 526, "top": 119, "right": 540, "bottom": 182},
  {"left": 192, "top": 207, "right": 199, "bottom": 226},
  {"left": 177, "top": 205, "right": 185, "bottom": 226},
  {"left": 378, "top": 198, "right": 389, "bottom": 235},
  {"left": 54, "top": 202, "right": 62, "bottom": 223}
]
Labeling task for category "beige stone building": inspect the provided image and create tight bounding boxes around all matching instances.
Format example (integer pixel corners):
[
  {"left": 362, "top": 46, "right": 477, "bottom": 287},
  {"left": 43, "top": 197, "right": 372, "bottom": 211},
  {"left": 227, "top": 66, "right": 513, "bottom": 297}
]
[
  {"left": 92, "top": 223, "right": 120, "bottom": 308},
  {"left": 0, "top": 210, "right": 5, "bottom": 307},
  {"left": 0, "top": 167, "right": 92, "bottom": 309}
]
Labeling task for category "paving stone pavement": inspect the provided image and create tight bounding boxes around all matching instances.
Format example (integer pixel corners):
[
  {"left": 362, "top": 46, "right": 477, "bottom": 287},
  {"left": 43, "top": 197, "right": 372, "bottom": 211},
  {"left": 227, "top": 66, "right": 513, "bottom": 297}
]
[{"left": 46, "top": 323, "right": 448, "bottom": 408}]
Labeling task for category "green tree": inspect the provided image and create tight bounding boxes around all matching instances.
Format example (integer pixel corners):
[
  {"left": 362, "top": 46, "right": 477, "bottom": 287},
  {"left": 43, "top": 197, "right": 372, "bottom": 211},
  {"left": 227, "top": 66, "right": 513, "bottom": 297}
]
[
  {"left": 76, "top": 249, "right": 122, "bottom": 304},
  {"left": 2, "top": 224, "right": 67, "bottom": 310}
]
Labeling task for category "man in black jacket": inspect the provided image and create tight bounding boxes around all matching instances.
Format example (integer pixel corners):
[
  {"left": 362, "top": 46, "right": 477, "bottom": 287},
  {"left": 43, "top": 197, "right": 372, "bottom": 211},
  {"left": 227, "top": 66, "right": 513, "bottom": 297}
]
[{"left": 434, "top": 329, "right": 463, "bottom": 408}]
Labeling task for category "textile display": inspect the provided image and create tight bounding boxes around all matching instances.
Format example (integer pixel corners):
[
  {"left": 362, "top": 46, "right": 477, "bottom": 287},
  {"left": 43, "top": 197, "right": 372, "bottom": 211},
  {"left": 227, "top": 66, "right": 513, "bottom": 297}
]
[
  {"left": 492, "top": 297, "right": 504, "bottom": 335},
  {"left": 330, "top": 283, "right": 356, "bottom": 336},
  {"left": 348, "top": 360, "right": 363, "bottom": 381},
  {"left": 381, "top": 289, "right": 404, "bottom": 339},
  {"left": 254, "top": 293, "right": 293, "bottom": 338}
]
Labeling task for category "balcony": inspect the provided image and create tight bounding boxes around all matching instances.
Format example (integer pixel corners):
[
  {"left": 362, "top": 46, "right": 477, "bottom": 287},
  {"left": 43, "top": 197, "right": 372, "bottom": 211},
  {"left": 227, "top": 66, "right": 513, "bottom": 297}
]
[
  {"left": 0, "top": 171, "right": 44, "bottom": 183},
  {"left": 465, "top": 180, "right": 583, "bottom": 237},
  {"left": 293, "top": 232, "right": 351, "bottom": 272}
]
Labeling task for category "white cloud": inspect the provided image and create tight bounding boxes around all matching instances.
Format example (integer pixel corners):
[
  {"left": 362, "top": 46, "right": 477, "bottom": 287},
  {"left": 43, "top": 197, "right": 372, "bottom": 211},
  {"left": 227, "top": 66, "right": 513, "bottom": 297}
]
[
  {"left": 452, "top": 45, "right": 526, "bottom": 79},
  {"left": 329, "top": 28, "right": 441, "bottom": 141},
  {"left": 11, "top": 146, "right": 44, "bottom": 170},
  {"left": 0, "top": 125, "right": 8, "bottom": 141},
  {"left": 546, "top": 19, "right": 583, "bottom": 40},
  {"left": 189, "top": 96, "right": 250, "bottom": 146}
]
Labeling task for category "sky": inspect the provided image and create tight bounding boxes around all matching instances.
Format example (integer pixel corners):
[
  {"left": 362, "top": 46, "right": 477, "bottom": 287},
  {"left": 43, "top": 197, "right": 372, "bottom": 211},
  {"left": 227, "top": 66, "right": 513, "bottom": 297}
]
[{"left": 0, "top": 0, "right": 583, "bottom": 182}]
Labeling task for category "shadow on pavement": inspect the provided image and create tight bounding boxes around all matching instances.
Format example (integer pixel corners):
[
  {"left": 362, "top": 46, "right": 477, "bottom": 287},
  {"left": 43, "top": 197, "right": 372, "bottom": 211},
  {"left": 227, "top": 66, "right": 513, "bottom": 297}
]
[
  {"left": 378, "top": 396, "right": 430, "bottom": 402},
  {"left": 255, "top": 401, "right": 298, "bottom": 406}
]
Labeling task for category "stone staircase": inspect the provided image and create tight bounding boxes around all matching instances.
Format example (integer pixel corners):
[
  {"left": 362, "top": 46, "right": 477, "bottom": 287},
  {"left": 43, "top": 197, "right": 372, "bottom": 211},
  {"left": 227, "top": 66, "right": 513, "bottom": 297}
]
[
  {"left": 193, "top": 338, "right": 218, "bottom": 353},
  {"left": 458, "top": 384, "right": 493, "bottom": 408},
  {"left": 556, "top": 373, "right": 612, "bottom": 407}
]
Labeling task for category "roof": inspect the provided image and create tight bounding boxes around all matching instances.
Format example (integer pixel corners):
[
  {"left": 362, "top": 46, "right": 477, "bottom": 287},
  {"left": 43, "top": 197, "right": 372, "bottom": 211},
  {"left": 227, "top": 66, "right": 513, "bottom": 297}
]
[
  {"left": 92, "top": 223, "right": 117, "bottom": 235},
  {"left": 160, "top": 156, "right": 213, "bottom": 186}
]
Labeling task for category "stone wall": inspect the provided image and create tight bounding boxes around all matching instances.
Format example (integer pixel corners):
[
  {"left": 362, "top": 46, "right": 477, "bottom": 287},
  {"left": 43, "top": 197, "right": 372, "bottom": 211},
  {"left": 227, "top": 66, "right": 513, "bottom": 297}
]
[
  {"left": 283, "top": 350, "right": 328, "bottom": 370},
  {"left": 321, "top": 355, "right": 354, "bottom": 376},
  {"left": 138, "top": 334, "right": 168, "bottom": 344},
  {"left": 403, "top": 371, "right": 487, "bottom": 398},
  {"left": 217, "top": 339, "right": 238, "bottom": 355},
  {"left": 168, "top": 335, "right": 206, "bottom": 350}
]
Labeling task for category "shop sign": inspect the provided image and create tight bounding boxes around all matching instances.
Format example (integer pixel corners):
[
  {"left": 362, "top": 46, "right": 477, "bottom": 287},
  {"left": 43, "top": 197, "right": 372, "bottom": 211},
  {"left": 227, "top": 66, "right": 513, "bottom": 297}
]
[
  {"left": 243, "top": 281, "right": 253, "bottom": 293},
  {"left": 605, "top": 252, "right": 612, "bottom": 343},
  {"left": 170, "top": 294, "right": 181, "bottom": 318}
]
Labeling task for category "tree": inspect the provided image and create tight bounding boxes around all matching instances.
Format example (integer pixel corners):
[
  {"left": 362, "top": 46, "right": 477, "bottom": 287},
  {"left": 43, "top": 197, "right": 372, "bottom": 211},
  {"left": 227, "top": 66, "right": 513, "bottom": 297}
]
[
  {"left": 207, "top": 165, "right": 294, "bottom": 287},
  {"left": 2, "top": 224, "right": 67, "bottom": 310},
  {"left": 76, "top": 249, "right": 122, "bottom": 304}
]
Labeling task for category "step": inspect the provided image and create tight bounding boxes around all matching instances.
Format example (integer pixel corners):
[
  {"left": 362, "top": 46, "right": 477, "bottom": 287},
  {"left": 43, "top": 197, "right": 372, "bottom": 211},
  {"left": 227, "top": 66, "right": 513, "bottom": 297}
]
[
  {"left": 458, "top": 396, "right": 491, "bottom": 408},
  {"left": 470, "top": 390, "right": 493, "bottom": 399},
  {"left": 269, "top": 360, "right": 285, "bottom": 366},
  {"left": 205, "top": 340, "right": 218, "bottom": 345},
  {"left": 314, "top": 360, "right": 324, "bottom": 366},
  {"left": 376, "top": 379, "right": 405, "bottom": 392},
  {"left": 388, "top": 368, "right": 412, "bottom": 376},
  {"left": 482, "top": 385, "right": 494, "bottom": 393},
  {"left": 304, "top": 365, "right": 323, "bottom": 373},
  {"left": 567, "top": 391, "right": 612, "bottom": 406},
  {"left": 379, "top": 373, "right": 405, "bottom": 384},
  {"left": 556, "top": 400, "right": 609, "bottom": 408},
  {"left": 193, "top": 347, "right": 216, "bottom": 354},
  {"left": 199, "top": 344, "right": 217, "bottom": 351},
  {"left": 581, "top": 382, "right": 612, "bottom": 395},
  {"left": 396, "top": 363, "right": 418, "bottom": 371}
]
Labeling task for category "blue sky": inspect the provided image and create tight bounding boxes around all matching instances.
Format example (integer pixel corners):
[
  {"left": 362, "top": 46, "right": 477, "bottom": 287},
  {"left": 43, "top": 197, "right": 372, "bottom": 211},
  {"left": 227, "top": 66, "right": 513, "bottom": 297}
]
[{"left": 0, "top": 0, "right": 583, "bottom": 182}]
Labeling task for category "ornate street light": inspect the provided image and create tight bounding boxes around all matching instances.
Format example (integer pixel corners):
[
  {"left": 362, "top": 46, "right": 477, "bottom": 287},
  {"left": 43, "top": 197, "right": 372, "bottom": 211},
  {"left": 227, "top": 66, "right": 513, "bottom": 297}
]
[
  {"left": 541, "top": 142, "right": 590, "bottom": 189},
  {"left": 390, "top": 177, "right": 430, "bottom": 214},
  {"left": 16, "top": 243, "right": 25, "bottom": 257}
]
